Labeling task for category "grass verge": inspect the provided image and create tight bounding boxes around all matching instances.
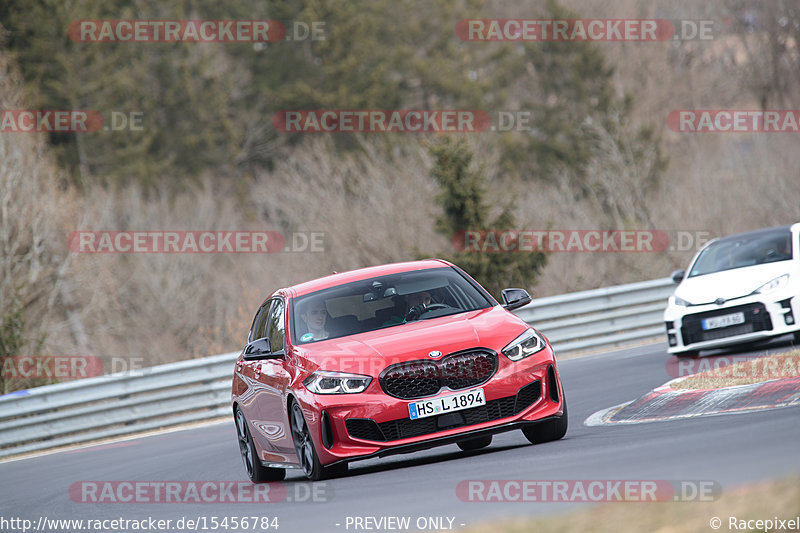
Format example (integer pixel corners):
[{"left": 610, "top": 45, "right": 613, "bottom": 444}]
[
  {"left": 671, "top": 349, "right": 800, "bottom": 390},
  {"left": 459, "top": 475, "right": 800, "bottom": 533}
]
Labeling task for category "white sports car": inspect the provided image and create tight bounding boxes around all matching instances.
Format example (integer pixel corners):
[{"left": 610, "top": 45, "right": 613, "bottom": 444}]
[{"left": 664, "top": 223, "right": 800, "bottom": 357}]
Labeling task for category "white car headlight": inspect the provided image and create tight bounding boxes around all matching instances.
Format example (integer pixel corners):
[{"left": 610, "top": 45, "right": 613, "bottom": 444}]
[
  {"left": 672, "top": 295, "right": 692, "bottom": 307},
  {"left": 502, "top": 328, "right": 547, "bottom": 362},
  {"left": 303, "top": 371, "right": 372, "bottom": 394},
  {"left": 754, "top": 274, "right": 789, "bottom": 294}
]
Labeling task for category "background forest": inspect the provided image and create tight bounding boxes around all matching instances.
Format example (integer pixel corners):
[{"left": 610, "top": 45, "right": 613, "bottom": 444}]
[{"left": 1, "top": 0, "right": 799, "bottom": 390}]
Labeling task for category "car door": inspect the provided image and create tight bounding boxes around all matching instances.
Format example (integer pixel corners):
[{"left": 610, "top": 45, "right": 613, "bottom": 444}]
[
  {"left": 247, "top": 298, "right": 295, "bottom": 462},
  {"left": 233, "top": 301, "right": 270, "bottom": 398}
]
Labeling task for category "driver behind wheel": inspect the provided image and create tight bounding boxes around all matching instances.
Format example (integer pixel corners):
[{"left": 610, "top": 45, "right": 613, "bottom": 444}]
[
  {"left": 406, "top": 291, "right": 431, "bottom": 310},
  {"left": 382, "top": 291, "right": 432, "bottom": 325}
]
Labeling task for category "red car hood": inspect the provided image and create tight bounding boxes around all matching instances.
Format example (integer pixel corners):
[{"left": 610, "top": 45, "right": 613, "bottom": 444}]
[{"left": 293, "top": 305, "right": 528, "bottom": 376}]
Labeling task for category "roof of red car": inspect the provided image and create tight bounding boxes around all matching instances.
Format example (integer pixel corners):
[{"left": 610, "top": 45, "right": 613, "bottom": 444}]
[{"left": 286, "top": 259, "right": 455, "bottom": 297}]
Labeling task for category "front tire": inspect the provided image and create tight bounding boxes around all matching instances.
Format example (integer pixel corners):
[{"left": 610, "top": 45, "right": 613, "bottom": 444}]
[
  {"left": 289, "top": 401, "right": 347, "bottom": 481},
  {"left": 235, "top": 406, "right": 285, "bottom": 482},
  {"left": 522, "top": 397, "right": 568, "bottom": 444},
  {"left": 675, "top": 349, "right": 699, "bottom": 358}
]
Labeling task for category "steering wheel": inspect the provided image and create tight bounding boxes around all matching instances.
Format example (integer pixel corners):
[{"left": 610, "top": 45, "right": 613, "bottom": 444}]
[{"left": 405, "top": 303, "right": 449, "bottom": 321}]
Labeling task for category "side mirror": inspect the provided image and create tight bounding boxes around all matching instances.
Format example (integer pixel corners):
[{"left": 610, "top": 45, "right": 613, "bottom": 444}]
[
  {"left": 671, "top": 269, "right": 685, "bottom": 284},
  {"left": 501, "top": 288, "right": 532, "bottom": 311},
  {"left": 243, "top": 337, "right": 271, "bottom": 360}
]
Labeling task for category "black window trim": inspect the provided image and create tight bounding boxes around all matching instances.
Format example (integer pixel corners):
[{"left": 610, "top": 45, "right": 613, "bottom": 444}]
[
  {"left": 288, "top": 266, "right": 495, "bottom": 345},
  {"left": 248, "top": 301, "right": 271, "bottom": 343},
  {"left": 264, "top": 296, "right": 287, "bottom": 355}
]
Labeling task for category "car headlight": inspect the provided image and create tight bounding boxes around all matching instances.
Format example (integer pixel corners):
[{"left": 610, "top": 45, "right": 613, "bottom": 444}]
[
  {"left": 303, "top": 371, "right": 372, "bottom": 394},
  {"left": 672, "top": 295, "right": 692, "bottom": 307},
  {"left": 502, "top": 328, "right": 547, "bottom": 362},
  {"left": 754, "top": 274, "right": 789, "bottom": 294}
]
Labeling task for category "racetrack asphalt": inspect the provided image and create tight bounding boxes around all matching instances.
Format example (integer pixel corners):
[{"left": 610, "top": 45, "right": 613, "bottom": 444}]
[{"left": 1, "top": 338, "right": 798, "bottom": 532}]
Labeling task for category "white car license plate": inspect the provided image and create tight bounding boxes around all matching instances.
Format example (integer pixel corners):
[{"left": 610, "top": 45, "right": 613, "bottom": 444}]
[
  {"left": 702, "top": 312, "right": 745, "bottom": 330},
  {"left": 408, "top": 388, "right": 486, "bottom": 420}
]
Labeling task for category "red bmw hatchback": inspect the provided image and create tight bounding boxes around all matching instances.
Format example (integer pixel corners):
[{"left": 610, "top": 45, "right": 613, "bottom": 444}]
[{"left": 232, "top": 259, "right": 567, "bottom": 481}]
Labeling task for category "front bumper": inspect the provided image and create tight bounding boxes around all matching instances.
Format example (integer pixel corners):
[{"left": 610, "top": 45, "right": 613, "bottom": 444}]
[
  {"left": 294, "top": 350, "right": 563, "bottom": 466},
  {"left": 664, "top": 293, "right": 800, "bottom": 353}
]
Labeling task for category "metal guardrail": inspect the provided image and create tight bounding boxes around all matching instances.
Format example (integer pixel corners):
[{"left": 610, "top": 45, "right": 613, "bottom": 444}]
[
  {"left": 0, "top": 277, "right": 675, "bottom": 460},
  {"left": 515, "top": 277, "right": 674, "bottom": 354},
  {"left": 0, "top": 352, "right": 239, "bottom": 459}
]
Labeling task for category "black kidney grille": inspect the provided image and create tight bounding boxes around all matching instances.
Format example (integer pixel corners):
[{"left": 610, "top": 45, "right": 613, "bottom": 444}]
[
  {"left": 346, "top": 380, "right": 541, "bottom": 442},
  {"left": 440, "top": 351, "right": 497, "bottom": 391},
  {"left": 380, "top": 360, "right": 441, "bottom": 399},
  {"left": 380, "top": 350, "right": 498, "bottom": 399}
]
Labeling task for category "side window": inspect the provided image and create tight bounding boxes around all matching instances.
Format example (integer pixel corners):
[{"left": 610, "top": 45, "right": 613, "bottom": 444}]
[
  {"left": 267, "top": 299, "right": 286, "bottom": 353},
  {"left": 250, "top": 302, "right": 271, "bottom": 342}
]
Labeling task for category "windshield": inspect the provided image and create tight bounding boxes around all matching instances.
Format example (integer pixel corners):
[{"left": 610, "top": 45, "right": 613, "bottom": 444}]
[
  {"left": 688, "top": 228, "right": 793, "bottom": 277},
  {"left": 290, "top": 267, "right": 493, "bottom": 344}
]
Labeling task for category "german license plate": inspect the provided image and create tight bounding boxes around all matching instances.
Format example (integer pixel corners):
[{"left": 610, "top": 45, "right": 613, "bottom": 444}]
[
  {"left": 702, "top": 312, "right": 745, "bottom": 330},
  {"left": 408, "top": 388, "right": 485, "bottom": 420}
]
